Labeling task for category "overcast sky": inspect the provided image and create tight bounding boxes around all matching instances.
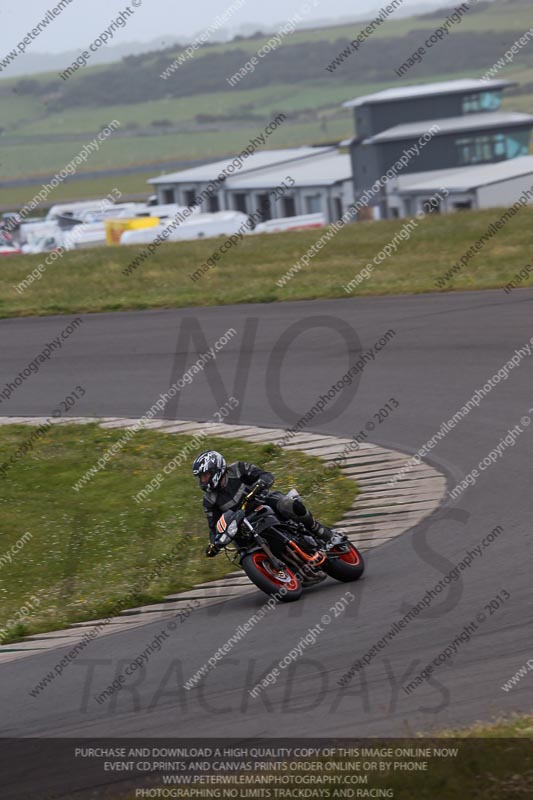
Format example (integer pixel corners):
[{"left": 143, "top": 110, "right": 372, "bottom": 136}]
[{"left": 1, "top": 0, "right": 443, "bottom": 54}]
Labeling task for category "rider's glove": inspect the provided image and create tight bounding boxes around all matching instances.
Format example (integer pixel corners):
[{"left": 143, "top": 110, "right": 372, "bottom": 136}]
[
  {"left": 205, "top": 543, "right": 218, "bottom": 558},
  {"left": 252, "top": 478, "right": 268, "bottom": 500}
]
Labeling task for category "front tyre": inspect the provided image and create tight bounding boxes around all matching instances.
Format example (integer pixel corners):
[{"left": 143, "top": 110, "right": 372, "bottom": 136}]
[
  {"left": 323, "top": 542, "right": 365, "bottom": 582},
  {"left": 242, "top": 552, "right": 302, "bottom": 602}
]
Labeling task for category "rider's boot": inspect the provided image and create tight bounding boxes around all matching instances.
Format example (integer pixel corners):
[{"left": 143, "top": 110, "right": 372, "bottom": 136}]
[{"left": 302, "top": 513, "right": 344, "bottom": 547}]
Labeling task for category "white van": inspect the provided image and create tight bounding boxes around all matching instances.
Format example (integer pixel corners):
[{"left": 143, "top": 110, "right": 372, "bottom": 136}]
[
  {"left": 131, "top": 203, "right": 198, "bottom": 221},
  {"left": 64, "top": 222, "right": 109, "bottom": 250},
  {"left": 45, "top": 200, "right": 114, "bottom": 222},
  {"left": 120, "top": 211, "right": 248, "bottom": 246},
  {"left": 253, "top": 213, "right": 326, "bottom": 234},
  {"left": 20, "top": 220, "right": 63, "bottom": 250}
]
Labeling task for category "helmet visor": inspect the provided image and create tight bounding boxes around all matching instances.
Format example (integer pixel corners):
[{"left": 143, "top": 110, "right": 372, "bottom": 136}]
[{"left": 200, "top": 471, "right": 211, "bottom": 487}]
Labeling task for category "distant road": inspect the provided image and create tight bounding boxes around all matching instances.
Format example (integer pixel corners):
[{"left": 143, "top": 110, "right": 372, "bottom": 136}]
[{"left": 0, "top": 157, "right": 210, "bottom": 189}]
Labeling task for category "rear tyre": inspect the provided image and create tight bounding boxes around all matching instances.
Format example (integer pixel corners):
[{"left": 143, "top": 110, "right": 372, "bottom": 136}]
[
  {"left": 242, "top": 551, "right": 302, "bottom": 602},
  {"left": 323, "top": 542, "right": 365, "bottom": 582}
]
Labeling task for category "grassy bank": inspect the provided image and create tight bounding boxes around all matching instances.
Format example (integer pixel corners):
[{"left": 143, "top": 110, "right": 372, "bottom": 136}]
[
  {"left": 0, "top": 424, "right": 355, "bottom": 643},
  {"left": 1, "top": 207, "right": 532, "bottom": 319},
  {"left": 355, "top": 717, "right": 533, "bottom": 799}
]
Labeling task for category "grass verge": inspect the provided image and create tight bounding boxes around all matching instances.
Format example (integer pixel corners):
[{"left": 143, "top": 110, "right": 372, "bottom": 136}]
[
  {"left": 0, "top": 423, "right": 356, "bottom": 644},
  {"left": 1, "top": 206, "right": 532, "bottom": 319}
]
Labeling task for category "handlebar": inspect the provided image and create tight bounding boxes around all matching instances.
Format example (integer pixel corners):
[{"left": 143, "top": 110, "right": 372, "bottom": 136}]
[{"left": 240, "top": 483, "right": 264, "bottom": 509}]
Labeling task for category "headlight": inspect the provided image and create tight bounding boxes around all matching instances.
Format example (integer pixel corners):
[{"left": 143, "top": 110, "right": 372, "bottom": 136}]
[
  {"left": 227, "top": 520, "right": 238, "bottom": 538},
  {"left": 218, "top": 533, "right": 229, "bottom": 545}
]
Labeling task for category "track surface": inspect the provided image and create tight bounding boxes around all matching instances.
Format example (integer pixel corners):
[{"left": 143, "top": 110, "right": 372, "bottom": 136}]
[{"left": 1, "top": 289, "right": 532, "bottom": 739}]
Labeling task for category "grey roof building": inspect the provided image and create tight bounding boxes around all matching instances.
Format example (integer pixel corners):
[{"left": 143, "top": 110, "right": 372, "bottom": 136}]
[
  {"left": 387, "top": 155, "right": 533, "bottom": 216},
  {"left": 342, "top": 78, "right": 533, "bottom": 219},
  {"left": 223, "top": 151, "right": 353, "bottom": 222},
  {"left": 148, "top": 147, "right": 353, "bottom": 223}
]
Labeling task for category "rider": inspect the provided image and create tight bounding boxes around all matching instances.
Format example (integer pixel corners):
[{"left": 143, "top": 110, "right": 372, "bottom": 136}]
[{"left": 192, "top": 450, "right": 340, "bottom": 557}]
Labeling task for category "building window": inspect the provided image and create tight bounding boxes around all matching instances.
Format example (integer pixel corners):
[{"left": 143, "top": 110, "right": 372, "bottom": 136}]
[
  {"left": 456, "top": 131, "right": 530, "bottom": 165},
  {"left": 421, "top": 196, "right": 441, "bottom": 215},
  {"left": 208, "top": 195, "right": 220, "bottom": 212},
  {"left": 281, "top": 196, "right": 296, "bottom": 217},
  {"left": 462, "top": 91, "right": 502, "bottom": 114},
  {"left": 162, "top": 189, "right": 175, "bottom": 204},
  {"left": 305, "top": 194, "right": 322, "bottom": 214},
  {"left": 183, "top": 189, "right": 198, "bottom": 207},
  {"left": 233, "top": 193, "right": 248, "bottom": 213},
  {"left": 333, "top": 197, "right": 344, "bottom": 221},
  {"left": 254, "top": 194, "right": 272, "bottom": 221}
]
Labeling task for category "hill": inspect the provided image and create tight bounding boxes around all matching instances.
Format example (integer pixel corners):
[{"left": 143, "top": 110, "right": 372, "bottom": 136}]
[{"left": 1, "top": 0, "right": 532, "bottom": 194}]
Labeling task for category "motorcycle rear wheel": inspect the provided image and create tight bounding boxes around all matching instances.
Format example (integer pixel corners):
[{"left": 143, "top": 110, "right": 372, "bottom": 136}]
[
  {"left": 242, "top": 551, "right": 303, "bottom": 601},
  {"left": 323, "top": 542, "right": 365, "bottom": 582}
]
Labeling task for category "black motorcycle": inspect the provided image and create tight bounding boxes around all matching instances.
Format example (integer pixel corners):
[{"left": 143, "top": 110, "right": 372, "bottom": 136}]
[{"left": 212, "top": 486, "right": 364, "bottom": 602}]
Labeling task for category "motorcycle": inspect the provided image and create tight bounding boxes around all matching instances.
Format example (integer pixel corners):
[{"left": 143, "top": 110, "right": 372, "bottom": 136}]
[{"left": 211, "top": 486, "right": 364, "bottom": 602}]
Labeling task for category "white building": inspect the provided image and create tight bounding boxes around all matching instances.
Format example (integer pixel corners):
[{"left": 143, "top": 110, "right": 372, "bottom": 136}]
[
  {"left": 148, "top": 147, "right": 354, "bottom": 223},
  {"left": 386, "top": 155, "right": 533, "bottom": 216}
]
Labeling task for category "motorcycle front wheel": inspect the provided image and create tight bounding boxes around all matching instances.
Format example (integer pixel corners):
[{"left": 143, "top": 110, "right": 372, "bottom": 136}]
[{"left": 241, "top": 551, "right": 303, "bottom": 602}]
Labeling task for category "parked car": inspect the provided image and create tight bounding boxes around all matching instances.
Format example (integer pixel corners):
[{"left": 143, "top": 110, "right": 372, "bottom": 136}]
[
  {"left": 22, "top": 234, "right": 64, "bottom": 254},
  {"left": 0, "top": 243, "right": 22, "bottom": 256}
]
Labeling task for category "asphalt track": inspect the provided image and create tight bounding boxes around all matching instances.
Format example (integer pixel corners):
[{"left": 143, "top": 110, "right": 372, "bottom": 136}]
[{"left": 1, "top": 289, "right": 532, "bottom": 744}]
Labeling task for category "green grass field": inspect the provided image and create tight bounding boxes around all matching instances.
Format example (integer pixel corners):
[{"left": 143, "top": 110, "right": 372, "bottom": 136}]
[
  {"left": 0, "top": 114, "right": 350, "bottom": 182},
  {"left": 7, "top": 62, "right": 531, "bottom": 195},
  {"left": 1, "top": 173, "right": 152, "bottom": 209},
  {"left": 1, "top": 207, "right": 532, "bottom": 319},
  {"left": 0, "top": 424, "right": 354, "bottom": 643}
]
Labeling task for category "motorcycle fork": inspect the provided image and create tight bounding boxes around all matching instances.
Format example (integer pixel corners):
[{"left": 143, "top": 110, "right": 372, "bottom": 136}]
[{"left": 253, "top": 532, "right": 286, "bottom": 573}]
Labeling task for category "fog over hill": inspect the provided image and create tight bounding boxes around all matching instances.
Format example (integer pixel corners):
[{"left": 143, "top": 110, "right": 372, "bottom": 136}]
[{"left": 0, "top": 0, "right": 462, "bottom": 79}]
